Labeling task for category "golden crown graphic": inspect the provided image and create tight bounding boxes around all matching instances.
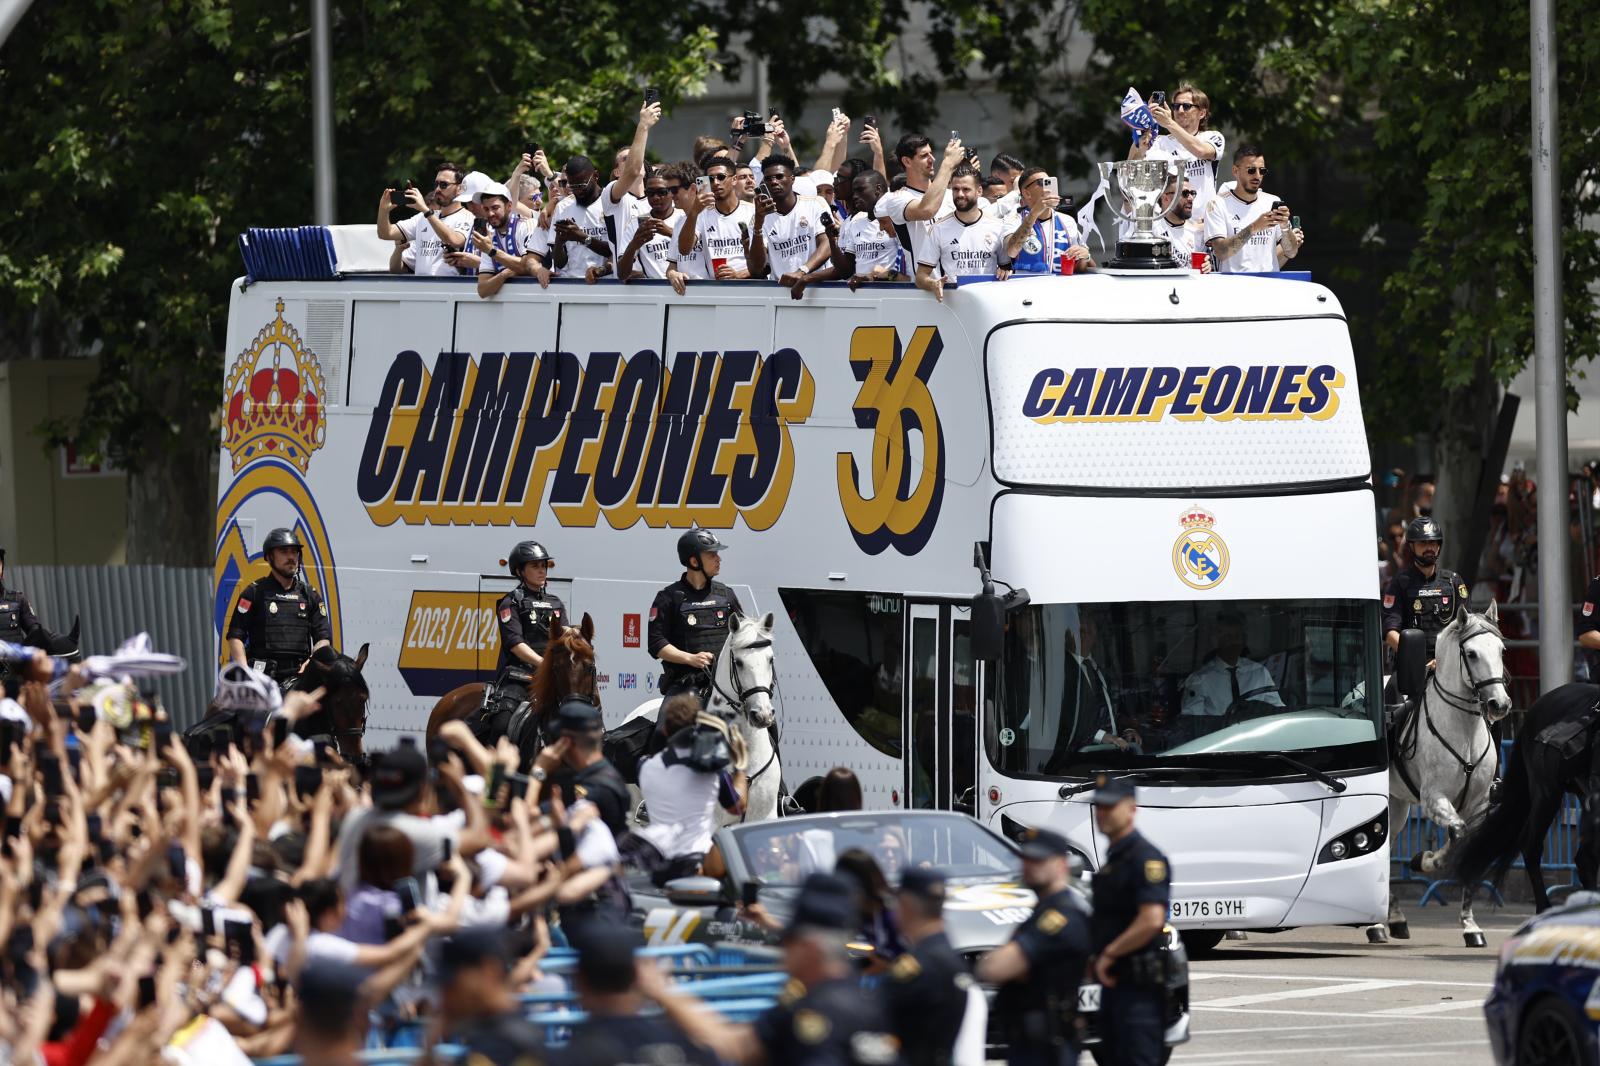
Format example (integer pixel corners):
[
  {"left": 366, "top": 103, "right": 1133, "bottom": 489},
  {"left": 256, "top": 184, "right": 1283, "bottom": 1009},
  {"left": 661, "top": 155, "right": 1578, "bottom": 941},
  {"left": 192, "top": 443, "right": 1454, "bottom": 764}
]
[
  {"left": 1179, "top": 507, "right": 1217, "bottom": 530},
  {"left": 222, "top": 300, "right": 327, "bottom": 473}
]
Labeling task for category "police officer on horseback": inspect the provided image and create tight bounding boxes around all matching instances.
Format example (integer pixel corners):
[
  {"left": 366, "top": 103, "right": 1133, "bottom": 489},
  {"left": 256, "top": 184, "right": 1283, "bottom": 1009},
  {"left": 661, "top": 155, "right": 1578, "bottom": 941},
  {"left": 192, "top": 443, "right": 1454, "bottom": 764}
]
[
  {"left": 479, "top": 540, "right": 566, "bottom": 742},
  {"left": 0, "top": 545, "right": 56, "bottom": 696},
  {"left": 1382, "top": 516, "right": 1469, "bottom": 661},
  {"left": 648, "top": 529, "right": 744, "bottom": 702},
  {"left": 226, "top": 528, "right": 332, "bottom": 687}
]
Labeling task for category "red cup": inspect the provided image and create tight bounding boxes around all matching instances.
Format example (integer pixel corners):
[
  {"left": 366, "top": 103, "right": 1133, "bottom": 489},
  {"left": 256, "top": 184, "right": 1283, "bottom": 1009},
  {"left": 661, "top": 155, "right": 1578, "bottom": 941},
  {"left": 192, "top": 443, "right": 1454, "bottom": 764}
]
[
  {"left": 711, "top": 257, "right": 729, "bottom": 277},
  {"left": 1191, "top": 252, "right": 1208, "bottom": 271},
  {"left": 1058, "top": 255, "right": 1076, "bottom": 276}
]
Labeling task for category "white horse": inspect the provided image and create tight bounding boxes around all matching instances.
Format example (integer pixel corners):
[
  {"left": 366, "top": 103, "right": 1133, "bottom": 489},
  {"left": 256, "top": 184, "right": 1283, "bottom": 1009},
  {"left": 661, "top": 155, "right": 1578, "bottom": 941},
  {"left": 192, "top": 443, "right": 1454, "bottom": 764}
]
[
  {"left": 622, "top": 611, "right": 783, "bottom": 823},
  {"left": 1373, "top": 602, "right": 1512, "bottom": 947}
]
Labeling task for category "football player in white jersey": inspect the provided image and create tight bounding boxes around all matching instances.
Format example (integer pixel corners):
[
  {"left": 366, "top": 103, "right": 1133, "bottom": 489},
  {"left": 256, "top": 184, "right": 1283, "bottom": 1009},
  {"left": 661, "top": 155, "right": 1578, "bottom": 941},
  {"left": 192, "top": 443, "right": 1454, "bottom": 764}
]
[
  {"left": 1203, "top": 146, "right": 1305, "bottom": 273},
  {"left": 551, "top": 156, "right": 616, "bottom": 282},
  {"left": 875, "top": 133, "right": 966, "bottom": 271},
  {"left": 917, "top": 165, "right": 1010, "bottom": 301},
  {"left": 619, "top": 169, "right": 684, "bottom": 282},
  {"left": 677, "top": 155, "right": 755, "bottom": 278},
  {"left": 747, "top": 155, "right": 833, "bottom": 298},
  {"left": 1130, "top": 84, "right": 1227, "bottom": 219}
]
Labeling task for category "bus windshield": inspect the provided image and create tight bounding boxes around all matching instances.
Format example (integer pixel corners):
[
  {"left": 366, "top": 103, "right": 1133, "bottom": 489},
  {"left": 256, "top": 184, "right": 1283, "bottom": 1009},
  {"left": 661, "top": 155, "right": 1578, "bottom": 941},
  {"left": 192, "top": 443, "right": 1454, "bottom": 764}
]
[{"left": 985, "top": 599, "right": 1384, "bottom": 779}]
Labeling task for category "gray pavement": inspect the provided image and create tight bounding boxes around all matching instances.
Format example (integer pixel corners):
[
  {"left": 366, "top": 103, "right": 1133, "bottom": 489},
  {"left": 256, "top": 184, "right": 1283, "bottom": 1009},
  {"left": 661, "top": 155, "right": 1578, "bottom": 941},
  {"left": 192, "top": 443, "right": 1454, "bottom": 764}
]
[{"left": 1170, "top": 898, "right": 1532, "bottom": 1064}]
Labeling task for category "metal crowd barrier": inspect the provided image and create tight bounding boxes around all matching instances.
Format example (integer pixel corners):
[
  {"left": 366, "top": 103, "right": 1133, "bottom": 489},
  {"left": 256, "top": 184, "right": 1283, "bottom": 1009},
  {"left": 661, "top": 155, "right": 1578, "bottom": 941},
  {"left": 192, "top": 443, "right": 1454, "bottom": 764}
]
[{"left": 1390, "top": 740, "right": 1581, "bottom": 905}]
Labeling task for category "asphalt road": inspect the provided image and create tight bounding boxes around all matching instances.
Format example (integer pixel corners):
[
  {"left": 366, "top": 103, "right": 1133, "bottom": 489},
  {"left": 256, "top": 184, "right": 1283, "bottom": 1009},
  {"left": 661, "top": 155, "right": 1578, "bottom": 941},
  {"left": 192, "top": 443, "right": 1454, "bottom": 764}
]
[{"left": 1169, "top": 897, "right": 1533, "bottom": 1065}]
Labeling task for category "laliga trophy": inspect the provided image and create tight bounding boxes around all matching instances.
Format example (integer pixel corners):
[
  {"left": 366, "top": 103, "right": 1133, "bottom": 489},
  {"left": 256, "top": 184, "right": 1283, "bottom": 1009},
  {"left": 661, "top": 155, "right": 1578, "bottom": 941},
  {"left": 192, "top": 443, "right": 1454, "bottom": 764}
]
[{"left": 1098, "top": 158, "right": 1184, "bottom": 269}]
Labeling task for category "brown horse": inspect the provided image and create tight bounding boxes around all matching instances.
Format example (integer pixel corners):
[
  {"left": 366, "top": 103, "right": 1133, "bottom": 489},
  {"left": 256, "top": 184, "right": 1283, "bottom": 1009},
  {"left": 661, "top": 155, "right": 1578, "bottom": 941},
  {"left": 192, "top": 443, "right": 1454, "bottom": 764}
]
[{"left": 423, "top": 613, "right": 598, "bottom": 751}]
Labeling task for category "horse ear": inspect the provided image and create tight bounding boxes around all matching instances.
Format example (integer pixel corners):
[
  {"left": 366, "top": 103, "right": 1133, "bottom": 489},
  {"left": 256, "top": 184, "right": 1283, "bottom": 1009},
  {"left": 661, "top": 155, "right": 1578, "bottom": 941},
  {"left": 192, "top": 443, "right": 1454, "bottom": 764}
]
[
  {"left": 760, "top": 611, "right": 775, "bottom": 632},
  {"left": 355, "top": 642, "right": 370, "bottom": 670},
  {"left": 68, "top": 615, "right": 80, "bottom": 643},
  {"left": 1485, "top": 599, "right": 1498, "bottom": 625},
  {"left": 580, "top": 613, "right": 595, "bottom": 643}
]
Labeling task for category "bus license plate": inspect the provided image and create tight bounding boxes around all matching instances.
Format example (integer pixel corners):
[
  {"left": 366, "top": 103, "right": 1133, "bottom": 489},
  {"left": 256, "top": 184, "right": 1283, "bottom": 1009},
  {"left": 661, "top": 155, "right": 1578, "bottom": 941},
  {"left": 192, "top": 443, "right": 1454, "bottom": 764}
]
[
  {"left": 1170, "top": 898, "right": 1245, "bottom": 920},
  {"left": 1078, "top": 984, "right": 1102, "bottom": 1011}
]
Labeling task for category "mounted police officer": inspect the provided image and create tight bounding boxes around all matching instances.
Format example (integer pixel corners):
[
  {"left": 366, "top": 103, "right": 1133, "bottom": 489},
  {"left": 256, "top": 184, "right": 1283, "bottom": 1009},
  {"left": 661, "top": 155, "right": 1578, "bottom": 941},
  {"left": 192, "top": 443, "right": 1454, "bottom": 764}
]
[
  {"left": 0, "top": 545, "right": 48, "bottom": 696},
  {"left": 1382, "top": 516, "right": 1469, "bottom": 662},
  {"left": 648, "top": 529, "right": 744, "bottom": 701},
  {"left": 1088, "top": 779, "right": 1171, "bottom": 1066},
  {"left": 476, "top": 540, "right": 566, "bottom": 744},
  {"left": 226, "top": 528, "right": 332, "bottom": 687},
  {"left": 978, "top": 826, "right": 1092, "bottom": 1066}
]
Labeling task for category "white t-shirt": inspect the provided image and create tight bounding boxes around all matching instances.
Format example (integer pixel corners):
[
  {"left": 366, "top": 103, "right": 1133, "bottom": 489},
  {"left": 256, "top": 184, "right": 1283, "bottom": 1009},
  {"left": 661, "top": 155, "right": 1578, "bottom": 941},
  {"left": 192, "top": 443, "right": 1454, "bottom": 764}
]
[
  {"left": 553, "top": 194, "right": 613, "bottom": 277},
  {"left": 333, "top": 806, "right": 465, "bottom": 892},
  {"left": 626, "top": 209, "right": 684, "bottom": 280},
  {"left": 693, "top": 201, "right": 756, "bottom": 275},
  {"left": 1181, "top": 656, "right": 1285, "bottom": 716},
  {"left": 1204, "top": 188, "right": 1284, "bottom": 273},
  {"left": 759, "top": 196, "right": 829, "bottom": 279},
  {"left": 668, "top": 213, "right": 710, "bottom": 279},
  {"left": 477, "top": 214, "right": 549, "bottom": 275},
  {"left": 876, "top": 186, "right": 954, "bottom": 277},
  {"left": 925, "top": 213, "right": 1008, "bottom": 278},
  {"left": 265, "top": 925, "right": 361, "bottom": 969},
  {"left": 1150, "top": 131, "right": 1227, "bottom": 218},
  {"left": 397, "top": 208, "right": 474, "bottom": 276},
  {"left": 838, "top": 211, "right": 901, "bottom": 278},
  {"left": 601, "top": 179, "right": 646, "bottom": 246},
  {"left": 635, "top": 751, "right": 722, "bottom": 859}
]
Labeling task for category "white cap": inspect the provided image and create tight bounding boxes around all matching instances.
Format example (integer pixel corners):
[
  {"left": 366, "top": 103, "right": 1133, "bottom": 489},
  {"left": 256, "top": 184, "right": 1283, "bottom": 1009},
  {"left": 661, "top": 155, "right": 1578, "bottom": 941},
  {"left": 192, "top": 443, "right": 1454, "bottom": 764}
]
[
  {"left": 456, "top": 171, "right": 493, "bottom": 203},
  {"left": 473, "top": 180, "right": 512, "bottom": 203},
  {"left": 793, "top": 177, "right": 818, "bottom": 198},
  {"left": 811, "top": 170, "right": 835, "bottom": 190}
]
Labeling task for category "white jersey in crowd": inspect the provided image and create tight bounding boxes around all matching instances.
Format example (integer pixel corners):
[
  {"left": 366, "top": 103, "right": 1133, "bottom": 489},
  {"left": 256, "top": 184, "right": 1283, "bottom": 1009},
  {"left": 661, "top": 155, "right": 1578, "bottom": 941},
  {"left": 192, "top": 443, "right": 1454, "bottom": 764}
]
[
  {"left": 397, "top": 207, "right": 474, "bottom": 277},
  {"left": 477, "top": 214, "right": 550, "bottom": 276},
  {"left": 924, "top": 212, "right": 1008, "bottom": 278},
  {"left": 626, "top": 210, "right": 684, "bottom": 280},
  {"left": 1204, "top": 188, "right": 1284, "bottom": 273},
  {"left": 634, "top": 751, "right": 722, "bottom": 860},
  {"left": 837, "top": 211, "right": 901, "bottom": 277},
  {"left": 669, "top": 213, "right": 711, "bottom": 279},
  {"left": 1149, "top": 130, "right": 1227, "bottom": 217},
  {"left": 692, "top": 200, "right": 756, "bottom": 276},
  {"left": 876, "top": 186, "right": 952, "bottom": 277},
  {"left": 552, "top": 194, "right": 613, "bottom": 277},
  {"left": 601, "top": 179, "right": 649, "bottom": 250},
  {"left": 760, "top": 196, "right": 830, "bottom": 279}
]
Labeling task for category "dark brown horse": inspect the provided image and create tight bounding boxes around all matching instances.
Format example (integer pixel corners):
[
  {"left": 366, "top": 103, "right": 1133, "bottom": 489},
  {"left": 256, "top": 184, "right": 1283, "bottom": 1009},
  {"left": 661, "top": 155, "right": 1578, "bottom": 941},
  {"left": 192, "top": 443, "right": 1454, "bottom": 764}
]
[
  {"left": 293, "top": 644, "right": 371, "bottom": 759},
  {"left": 424, "top": 614, "right": 598, "bottom": 754}
]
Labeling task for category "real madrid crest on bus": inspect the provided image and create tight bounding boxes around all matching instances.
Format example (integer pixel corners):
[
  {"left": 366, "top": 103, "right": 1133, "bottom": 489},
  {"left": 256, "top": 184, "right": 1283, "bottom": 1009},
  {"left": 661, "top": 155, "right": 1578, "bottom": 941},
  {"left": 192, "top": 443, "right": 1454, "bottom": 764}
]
[{"left": 1172, "top": 506, "right": 1229, "bottom": 590}]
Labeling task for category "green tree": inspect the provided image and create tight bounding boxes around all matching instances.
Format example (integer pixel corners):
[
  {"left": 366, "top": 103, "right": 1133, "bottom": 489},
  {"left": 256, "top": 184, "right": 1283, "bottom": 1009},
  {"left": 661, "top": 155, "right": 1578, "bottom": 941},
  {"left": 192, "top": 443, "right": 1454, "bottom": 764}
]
[{"left": 0, "top": 0, "right": 717, "bottom": 563}]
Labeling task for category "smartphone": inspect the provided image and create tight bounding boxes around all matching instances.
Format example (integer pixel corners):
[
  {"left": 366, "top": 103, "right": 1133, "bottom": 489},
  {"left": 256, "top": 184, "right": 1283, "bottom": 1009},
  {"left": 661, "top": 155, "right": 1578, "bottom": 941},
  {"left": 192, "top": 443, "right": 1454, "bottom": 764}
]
[
  {"left": 167, "top": 844, "right": 186, "bottom": 882},
  {"left": 394, "top": 876, "right": 422, "bottom": 914},
  {"left": 294, "top": 764, "right": 323, "bottom": 799},
  {"left": 225, "top": 919, "right": 256, "bottom": 965},
  {"left": 389, "top": 185, "right": 409, "bottom": 209},
  {"left": 200, "top": 906, "right": 217, "bottom": 937},
  {"left": 505, "top": 771, "right": 530, "bottom": 800},
  {"left": 768, "top": 108, "right": 780, "bottom": 120},
  {"left": 153, "top": 717, "right": 173, "bottom": 745},
  {"left": 695, "top": 175, "right": 711, "bottom": 196},
  {"left": 862, "top": 114, "right": 877, "bottom": 129},
  {"left": 644, "top": 86, "right": 661, "bottom": 106},
  {"left": 1291, "top": 215, "right": 1301, "bottom": 230},
  {"left": 949, "top": 129, "right": 959, "bottom": 142},
  {"left": 196, "top": 765, "right": 215, "bottom": 791},
  {"left": 77, "top": 705, "right": 96, "bottom": 733},
  {"left": 55, "top": 700, "right": 74, "bottom": 721},
  {"left": 473, "top": 218, "right": 490, "bottom": 237},
  {"left": 86, "top": 814, "right": 102, "bottom": 842},
  {"left": 741, "top": 881, "right": 760, "bottom": 907},
  {"left": 441, "top": 837, "right": 454, "bottom": 863},
  {"left": 1150, "top": 90, "right": 1167, "bottom": 107},
  {"left": 137, "top": 975, "right": 157, "bottom": 1009},
  {"left": 245, "top": 773, "right": 260, "bottom": 804},
  {"left": 831, "top": 107, "right": 841, "bottom": 121},
  {"left": 39, "top": 755, "right": 63, "bottom": 797},
  {"left": 1042, "top": 176, "right": 1059, "bottom": 196},
  {"left": 272, "top": 716, "right": 290, "bottom": 747},
  {"left": 483, "top": 763, "right": 505, "bottom": 809},
  {"left": 757, "top": 182, "right": 772, "bottom": 202}
]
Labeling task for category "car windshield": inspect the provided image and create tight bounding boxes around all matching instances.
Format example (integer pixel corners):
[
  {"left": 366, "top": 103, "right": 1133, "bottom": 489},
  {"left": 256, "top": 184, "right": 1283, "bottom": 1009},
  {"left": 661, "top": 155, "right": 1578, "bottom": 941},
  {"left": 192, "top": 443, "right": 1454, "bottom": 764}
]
[
  {"left": 733, "top": 813, "right": 1020, "bottom": 885},
  {"left": 986, "top": 599, "right": 1384, "bottom": 779}
]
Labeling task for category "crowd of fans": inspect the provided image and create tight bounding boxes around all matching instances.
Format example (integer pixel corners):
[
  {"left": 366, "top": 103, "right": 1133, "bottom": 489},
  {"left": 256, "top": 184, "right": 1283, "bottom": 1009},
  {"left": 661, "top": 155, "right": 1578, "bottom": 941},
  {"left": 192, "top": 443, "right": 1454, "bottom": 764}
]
[{"left": 375, "top": 84, "right": 1306, "bottom": 301}]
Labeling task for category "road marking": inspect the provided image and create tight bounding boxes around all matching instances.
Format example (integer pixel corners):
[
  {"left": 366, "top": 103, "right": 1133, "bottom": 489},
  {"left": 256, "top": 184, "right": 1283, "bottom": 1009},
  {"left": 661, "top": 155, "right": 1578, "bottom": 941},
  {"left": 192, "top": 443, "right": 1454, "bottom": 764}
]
[
  {"left": 1190, "top": 1020, "right": 1427, "bottom": 1036},
  {"left": 1193, "top": 1005, "right": 1477, "bottom": 1020},
  {"left": 1192, "top": 968, "right": 1491, "bottom": 989},
  {"left": 1371, "top": 999, "right": 1487, "bottom": 1016},
  {"left": 1344, "top": 1039, "right": 1490, "bottom": 1059},
  {"left": 1199, "top": 979, "right": 1413, "bottom": 1008}
]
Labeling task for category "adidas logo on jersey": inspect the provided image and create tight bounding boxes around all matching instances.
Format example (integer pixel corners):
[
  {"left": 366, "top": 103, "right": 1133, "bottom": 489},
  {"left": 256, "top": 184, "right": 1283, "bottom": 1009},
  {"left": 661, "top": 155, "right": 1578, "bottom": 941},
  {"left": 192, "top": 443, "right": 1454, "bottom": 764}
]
[{"left": 950, "top": 237, "right": 960, "bottom": 244}]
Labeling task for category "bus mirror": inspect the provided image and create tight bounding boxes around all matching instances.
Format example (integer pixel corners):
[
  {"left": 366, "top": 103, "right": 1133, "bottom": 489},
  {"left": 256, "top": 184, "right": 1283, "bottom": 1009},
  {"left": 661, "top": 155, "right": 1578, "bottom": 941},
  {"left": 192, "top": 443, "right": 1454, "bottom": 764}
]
[
  {"left": 1395, "top": 628, "right": 1427, "bottom": 701},
  {"left": 973, "top": 582, "right": 1030, "bottom": 662}
]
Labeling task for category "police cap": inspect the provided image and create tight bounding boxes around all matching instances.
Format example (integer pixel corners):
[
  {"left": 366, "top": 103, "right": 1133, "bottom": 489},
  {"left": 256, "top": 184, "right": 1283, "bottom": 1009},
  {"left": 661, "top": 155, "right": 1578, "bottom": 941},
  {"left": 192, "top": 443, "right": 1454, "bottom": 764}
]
[
  {"left": 780, "top": 872, "right": 858, "bottom": 941},
  {"left": 439, "top": 925, "right": 511, "bottom": 981},
  {"left": 1090, "top": 774, "right": 1138, "bottom": 807},
  {"left": 507, "top": 540, "right": 554, "bottom": 577},
  {"left": 677, "top": 527, "right": 730, "bottom": 567},
  {"left": 1016, "top": 825, "right": 1073, "bottom": 861},
  {"left": 370, "top": 745, "right": 428, "bottom": 810},
  {"left": 556, "top": 697, "right": 603, "bottom": 733},
  {"left": 898, "top": 866, "right": 948, "bottom": 905},
  {"left": 297, "top": 958, "right": 368, "bottom": 1036},
  {"left": 261, "top": 527, "right": 303, "bottom": 554},
  {"left": 1406, "top": 516, "right": 1443, "bottom": 544},
  {"left": 573, "top": 924, "right": 645, "bottom": 992}
]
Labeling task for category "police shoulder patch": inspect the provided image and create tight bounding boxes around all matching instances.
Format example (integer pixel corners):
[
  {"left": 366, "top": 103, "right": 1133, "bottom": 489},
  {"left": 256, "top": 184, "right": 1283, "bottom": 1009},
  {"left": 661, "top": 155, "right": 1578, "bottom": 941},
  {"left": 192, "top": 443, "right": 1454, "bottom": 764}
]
[
  {"left": 794, "top": 1009, "right": 831, "bottom": 1045},
  {"left": 1037, "top": 909, "right": 1067, "bottom": 934},
  {"left": 1145, "top": 859, "right": 1168, "bottom": 883},
  {"left": 890, "top": 953, "right": 921, "bottom": 982},
  {"left": 1458, "top": 584, "right": 1469, "bottom": 598},
  {"left": 237, "top": 598, "right": 252, "bottom": 613},
  {"left": 500, "top": 607, "right": 512, "bottom": 623},
  {"left": 779, "top": 978, "right": 806, "bottom": 1006}
]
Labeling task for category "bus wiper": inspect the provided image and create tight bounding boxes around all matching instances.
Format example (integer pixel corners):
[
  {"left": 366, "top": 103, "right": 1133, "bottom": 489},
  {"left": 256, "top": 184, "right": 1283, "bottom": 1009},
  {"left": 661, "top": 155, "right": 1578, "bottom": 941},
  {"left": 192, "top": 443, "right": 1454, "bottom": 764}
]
[
  {"left": 1056, "top": 766, "right": 1229, "bottom": 798},
  {"left": 1198, "top": 752, "right": 1348, "bottom": 794}
]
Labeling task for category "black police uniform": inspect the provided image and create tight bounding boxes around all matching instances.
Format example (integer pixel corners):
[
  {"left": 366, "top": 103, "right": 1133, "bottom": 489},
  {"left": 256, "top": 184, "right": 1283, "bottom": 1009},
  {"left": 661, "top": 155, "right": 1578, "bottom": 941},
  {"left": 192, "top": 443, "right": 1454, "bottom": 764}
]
[
  {"left": 647, "top": 576, "right": 743, "bottom": 698},
  {"left": 1090, "top": 822, "right": 1171, "bottom": 1066},
  {"left": 0, "top": 581, "right": 44, "bottom": 695},
  {"left": 481, "top": 581, "right": 567, "bottom": 737},
  {"left": 559, "top": 1013, "right": 715, "bottom": 1066},
  {"left": 1382, "top": 562, "right": 1469, "bottom": 659},
  {"left": 993, "top": 841, "right": 1092, "bottom": 1066},
  {"left": 1579, "top": 576, "right": 1600, "bottom": 680},
  {"left": 756, "top": 976, "right": 902, "bottom": 1066},
  {"left": 225, "top": 574, "right": 332, "bottom": 685},
  {"left": 885, "top": 928, "right": 971, "bottom": 1066}
]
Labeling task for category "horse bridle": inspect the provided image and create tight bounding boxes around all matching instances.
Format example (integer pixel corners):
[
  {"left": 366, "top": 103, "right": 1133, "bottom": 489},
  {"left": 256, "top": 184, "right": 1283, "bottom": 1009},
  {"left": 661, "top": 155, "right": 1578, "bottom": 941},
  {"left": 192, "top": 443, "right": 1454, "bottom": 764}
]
[
  {"left": 1428, "top": 619, "right": 1510, "bottom": 719},
  {"left": 711, "top": 635, "right": 775, "bottom": 720}
]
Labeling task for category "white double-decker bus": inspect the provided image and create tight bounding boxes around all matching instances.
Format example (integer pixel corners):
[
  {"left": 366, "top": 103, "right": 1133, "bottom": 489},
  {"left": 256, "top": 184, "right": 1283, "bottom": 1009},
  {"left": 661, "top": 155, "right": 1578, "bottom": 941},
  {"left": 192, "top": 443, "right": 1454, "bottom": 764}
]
[{"left": 217, "top": 252, "right": 1387, "bottom": 944}]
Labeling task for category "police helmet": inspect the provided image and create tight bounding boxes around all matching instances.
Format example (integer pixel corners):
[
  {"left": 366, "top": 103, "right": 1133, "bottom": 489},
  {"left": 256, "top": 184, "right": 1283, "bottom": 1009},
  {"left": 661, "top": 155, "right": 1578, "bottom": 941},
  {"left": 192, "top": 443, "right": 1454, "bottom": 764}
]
[
  {"left": 507, "top": 540, "right": 554, "bottom": 577},
  {"left": 262, "top": 528, "right": 303, "bottom": 554},
  {"left": 677, "top": 528, "right": 729, "bottom": 569},
  {"left": 1406, "top": 516, "right": 1444, "bottom": 544}
]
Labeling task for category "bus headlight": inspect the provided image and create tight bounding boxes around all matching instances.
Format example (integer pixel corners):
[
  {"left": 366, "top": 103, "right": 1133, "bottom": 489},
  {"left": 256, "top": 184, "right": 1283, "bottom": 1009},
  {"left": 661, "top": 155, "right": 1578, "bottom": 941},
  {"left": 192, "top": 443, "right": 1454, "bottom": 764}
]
[{"left": 1317, "top": 814, "right": 1387, "bottom": 864}]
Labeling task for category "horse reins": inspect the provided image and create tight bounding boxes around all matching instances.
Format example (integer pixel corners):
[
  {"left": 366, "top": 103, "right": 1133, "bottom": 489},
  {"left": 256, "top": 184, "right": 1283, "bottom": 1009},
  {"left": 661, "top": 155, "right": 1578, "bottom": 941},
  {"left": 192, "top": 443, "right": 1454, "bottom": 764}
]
[
  {"left": 705, "top": 632, "right": 781, "bottom": 820},
  {"left": 1417, "top": 619, "right": 1509, "bottom": 811}
]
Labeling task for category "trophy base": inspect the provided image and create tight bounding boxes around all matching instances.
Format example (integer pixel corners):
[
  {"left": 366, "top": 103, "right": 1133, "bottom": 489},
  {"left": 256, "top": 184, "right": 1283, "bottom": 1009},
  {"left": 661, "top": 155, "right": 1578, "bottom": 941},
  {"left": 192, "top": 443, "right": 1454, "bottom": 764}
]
[{"left": 1107, "top": 237, "right": 1181, "bottom": 271}]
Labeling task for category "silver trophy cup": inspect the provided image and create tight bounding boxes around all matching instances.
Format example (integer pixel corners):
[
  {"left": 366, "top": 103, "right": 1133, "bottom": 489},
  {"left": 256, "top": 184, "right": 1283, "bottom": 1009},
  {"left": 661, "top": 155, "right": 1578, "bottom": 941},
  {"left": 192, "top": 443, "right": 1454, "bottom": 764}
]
[{"left": 1098, "top": 157, "right": 1184, "bottom": 269}]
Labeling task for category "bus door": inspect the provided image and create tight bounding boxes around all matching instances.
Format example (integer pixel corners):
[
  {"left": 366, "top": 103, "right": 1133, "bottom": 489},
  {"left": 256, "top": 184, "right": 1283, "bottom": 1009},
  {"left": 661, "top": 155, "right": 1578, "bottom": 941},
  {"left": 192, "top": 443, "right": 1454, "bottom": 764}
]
[{"left": 904, "top": 602, "right": 977, "bottom": 815}]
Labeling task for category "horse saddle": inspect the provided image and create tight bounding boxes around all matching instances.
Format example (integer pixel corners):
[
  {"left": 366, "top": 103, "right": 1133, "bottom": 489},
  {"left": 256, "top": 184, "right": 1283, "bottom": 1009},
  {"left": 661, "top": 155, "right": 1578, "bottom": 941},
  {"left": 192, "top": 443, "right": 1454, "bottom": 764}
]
[{"left": 1534, "top": 697, "right": 1600, "bottom": 759}]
